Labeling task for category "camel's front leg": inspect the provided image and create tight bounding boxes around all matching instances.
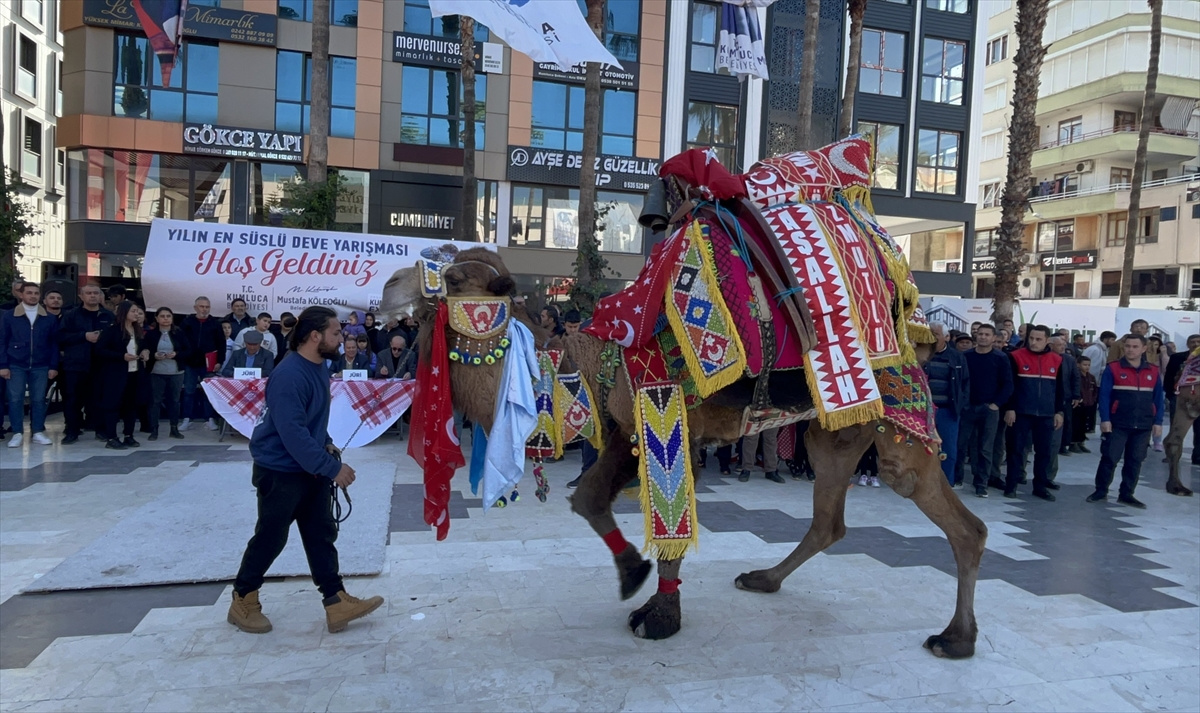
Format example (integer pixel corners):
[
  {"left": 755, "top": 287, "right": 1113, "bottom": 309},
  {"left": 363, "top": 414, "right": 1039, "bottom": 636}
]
[
  {"left": 568, "top": 429, "right": 652, "bottom": 600},
  {"left": 628, "top": 557, "right": 682, "bottom": 639},
  {"left": 735, "top": 423, "right": 872, "bottom": 593},
  {"left": 875, "top": 427, "right": 987, "bottom": 659},
  {"left": 1164, "top": 396, "right": 1197, "bottom": 497}
]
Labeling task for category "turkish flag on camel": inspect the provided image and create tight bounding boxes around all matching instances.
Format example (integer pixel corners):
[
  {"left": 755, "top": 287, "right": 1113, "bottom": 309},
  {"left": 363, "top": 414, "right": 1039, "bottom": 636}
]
[
  {"left": 583, "top": 231, "right": 688, "bottom": 349},
  {"left": 407, "top": 302, "right": 465, "bottom": 540}
]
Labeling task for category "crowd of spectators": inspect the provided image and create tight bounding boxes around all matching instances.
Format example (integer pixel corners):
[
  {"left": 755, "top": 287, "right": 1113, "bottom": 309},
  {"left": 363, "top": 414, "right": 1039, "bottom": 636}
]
[{"left": 0, "top": 279, "right": 421, "bottom": 449}]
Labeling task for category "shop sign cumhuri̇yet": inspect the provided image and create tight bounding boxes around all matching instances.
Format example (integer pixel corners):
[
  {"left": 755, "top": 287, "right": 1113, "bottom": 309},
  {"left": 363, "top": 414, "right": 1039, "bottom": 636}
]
[
  {"left": 182, "top": 123, "right": 304, "bottom": 162},
  {"left": 506, "top": 146, "right": 659, "bottom": 192}
]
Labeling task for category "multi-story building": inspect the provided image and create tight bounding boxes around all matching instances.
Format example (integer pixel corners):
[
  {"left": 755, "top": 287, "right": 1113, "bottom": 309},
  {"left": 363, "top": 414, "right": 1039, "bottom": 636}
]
[
  {"left": 666, "top": 0, "right": 983, "bottom": 297},
  {"left": 57, "top": 0, "right": 980, "bottom": 301},
  {"left": 973, "top": 0, "right": 1200, "bottom": 306},
  {"left": 3, "top": 0, "right": 66, "bottom": 280}
]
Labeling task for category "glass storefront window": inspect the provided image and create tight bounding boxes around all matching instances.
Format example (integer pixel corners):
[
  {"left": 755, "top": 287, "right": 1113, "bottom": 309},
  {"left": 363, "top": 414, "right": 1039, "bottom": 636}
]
[
  {"left": 403, "top": 0, "right": 490, "bottom": 39},
  {"left": 509, "top": 183, "right": 644, "bottom": 254},
  {"left": 114, "top": 36, "right": 218, "bottom": 124},
  {"left": 400, "top": 67, "right": 486, "bottom": 149},
  {"left": 67, "top": 149, "right": 232, "bottom": 223},
  {"left": 278, "top": 0, "right": 359, "bottom": 26},
  {"left": 686, "top": 101, "right": 739, "bottom": 169},
  {"left": 573, "top": 0, "right": 640, "bottom": 62},
  {"left": 275, "top": 51, "right": 356, "bottom": 138},
  {"left": 689, "top": 2, "right": 729, "bottom": 74}
]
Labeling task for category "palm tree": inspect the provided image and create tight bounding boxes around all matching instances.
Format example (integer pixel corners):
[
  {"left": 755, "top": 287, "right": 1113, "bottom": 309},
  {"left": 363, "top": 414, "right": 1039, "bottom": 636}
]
[
  {"left": 308, "top": 0, "right": 331, "bottom": 185},
  {"left": 460, "top": 16, "right": 478, "bottom": 241},
  {"left": 1118, "top": 0, "right": 1162, "bottom": 307},
  {"left": 990, "top": 0, "right": 1049, "bottom": 325},
  {"left": 573, "top": 0, "right": 606, "bottom": 313},
  {"left": 837, "top": 0, "right": 867, "bottom": 139},
  {"left": 796, "top": 0, "right": 821, "bottom": 149}
]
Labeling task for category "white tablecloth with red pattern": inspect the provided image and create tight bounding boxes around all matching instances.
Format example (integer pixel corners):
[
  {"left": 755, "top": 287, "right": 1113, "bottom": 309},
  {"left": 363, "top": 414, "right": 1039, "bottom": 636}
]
[{"left": 202, "top": 377, "right": 417, "bottom": 447}]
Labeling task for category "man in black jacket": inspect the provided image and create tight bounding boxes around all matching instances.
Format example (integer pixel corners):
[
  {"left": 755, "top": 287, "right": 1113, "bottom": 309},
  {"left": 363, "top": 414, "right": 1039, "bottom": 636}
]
[
  {"left": 181, "top": 296, "right": 227, "bottom": 432},
  {"left": 375, "top": 335, "right": 416, "bottom": 380},
  {"left": 924, "top": 323, "right": 971, "bottom": 486},
  {"left": 225, "top": 298, "right": 254, "bottom": 339},
  {"left": 57, "top": 284, "right": 115, "bottom": 443}
]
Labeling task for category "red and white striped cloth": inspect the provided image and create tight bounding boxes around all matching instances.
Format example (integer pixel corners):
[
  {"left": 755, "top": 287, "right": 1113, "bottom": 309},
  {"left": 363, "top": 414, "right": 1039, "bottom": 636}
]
[
  {"left": 202, "top": 377, "right": 417, "bottom": 447},
  {"left": 333, "top": 379, "right": 418, "bottom": 427},
  {"left": 204, "top": 378, "right": 268, "bottom": 421}
]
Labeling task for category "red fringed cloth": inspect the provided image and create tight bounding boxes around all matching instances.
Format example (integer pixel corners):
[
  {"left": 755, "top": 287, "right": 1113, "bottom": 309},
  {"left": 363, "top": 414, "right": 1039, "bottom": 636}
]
[{"left": 407, "top": 302, "right": 465, "bottom": 540}]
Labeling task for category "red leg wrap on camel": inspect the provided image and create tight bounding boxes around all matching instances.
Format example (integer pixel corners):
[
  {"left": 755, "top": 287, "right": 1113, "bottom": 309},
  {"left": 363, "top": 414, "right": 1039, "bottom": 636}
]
[
  {"left": 602, "top": 529, "right": 630, "bottom": 556},
  {"left": 658, "top": 577, "right": 681, "bottom": 594}
]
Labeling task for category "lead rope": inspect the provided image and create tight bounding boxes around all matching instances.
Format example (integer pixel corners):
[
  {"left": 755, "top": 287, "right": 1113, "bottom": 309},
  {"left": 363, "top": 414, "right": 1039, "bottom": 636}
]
[{"left": 328, "top": 392, "right": 381, "bottom": 532}]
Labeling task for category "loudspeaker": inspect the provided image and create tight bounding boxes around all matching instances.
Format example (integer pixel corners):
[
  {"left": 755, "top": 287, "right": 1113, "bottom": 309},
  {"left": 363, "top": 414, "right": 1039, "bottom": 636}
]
[{"left": 40, "top": 262, "right": 79, "bottom": 309}]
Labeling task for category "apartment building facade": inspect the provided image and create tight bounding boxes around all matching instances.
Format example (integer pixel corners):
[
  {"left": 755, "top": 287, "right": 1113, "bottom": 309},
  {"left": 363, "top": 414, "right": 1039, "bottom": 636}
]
[
  {"left": 57, "top": 0, "right": 980, "bottom": 299},
  {"left": 973, "top": 0, "right": 1200, "bottom": 305},
  {"left": 3, "top": 0, "right": 66, "bottom": 280}
]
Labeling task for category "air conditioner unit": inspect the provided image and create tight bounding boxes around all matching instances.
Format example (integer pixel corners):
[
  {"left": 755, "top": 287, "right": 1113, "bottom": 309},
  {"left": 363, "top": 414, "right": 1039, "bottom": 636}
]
[
  {"left": 1076, "top": 160, "right": 1094, "bottom": 174},
  {"left": 1187, "top": 183, "right": 1200, "bottom": 202},
  {"left": 1025, "top": 253, "right": 1039, "bottom": 266},
  {"left": 1019, "top": 277, "right": 1044, "bottom": 299}
]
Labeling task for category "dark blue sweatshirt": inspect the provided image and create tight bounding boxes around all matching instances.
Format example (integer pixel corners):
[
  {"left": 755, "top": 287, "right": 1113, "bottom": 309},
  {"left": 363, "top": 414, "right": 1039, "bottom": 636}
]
[
  {"left": 250, "top": 352, "right": 340, "bottom": 479},
  {"left": 963, "top": 348, "right": 1014, "bottom": 407}
]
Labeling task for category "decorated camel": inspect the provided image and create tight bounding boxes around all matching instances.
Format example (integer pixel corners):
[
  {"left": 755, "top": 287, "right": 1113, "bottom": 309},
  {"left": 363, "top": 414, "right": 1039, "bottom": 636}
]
[
  {"left": 384, "top": 137, "right": 988, "bottom": 659},
  {"left": 1165, "top": 349, "right": 1200, "bottom": 496}
]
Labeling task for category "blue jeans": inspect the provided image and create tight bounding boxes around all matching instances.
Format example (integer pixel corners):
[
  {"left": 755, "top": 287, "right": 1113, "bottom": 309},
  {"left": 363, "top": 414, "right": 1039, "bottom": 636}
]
[
  {"left": 181, "top": 365, "right": 212, "bottom": 421},
  {"left": 1094, "top": 427, "right": 1151, "bottom": 498},
  {"left": 935, "top": 406, "right": 959, "bottom": 485},
  {"left": 5, "top": 366, "right": 50, "bottom": 434}
]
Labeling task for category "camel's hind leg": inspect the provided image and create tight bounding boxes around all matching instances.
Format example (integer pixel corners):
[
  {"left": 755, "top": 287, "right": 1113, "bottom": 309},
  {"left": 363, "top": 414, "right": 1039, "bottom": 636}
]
[
  {"left": 875, "top": 425, "right": 987, "bottom": 659},
  {"left": 1164, "top": 394, "right": 1198, "bottom": 496},
  {"left": 734, "top": 422, "right": 873, "bottom": 593},
  {"left": 568, "top": 428, "right": 652, "bottom": 600}
]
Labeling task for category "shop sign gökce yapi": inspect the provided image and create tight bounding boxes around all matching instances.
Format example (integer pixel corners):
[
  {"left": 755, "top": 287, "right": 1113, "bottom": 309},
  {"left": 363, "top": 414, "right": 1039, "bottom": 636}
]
[
  {"left": 83, "top": 0, "right": 278, "bottom": 46},
  {"left": 140, "top": 218, "right": 495, "bottom": 319}
]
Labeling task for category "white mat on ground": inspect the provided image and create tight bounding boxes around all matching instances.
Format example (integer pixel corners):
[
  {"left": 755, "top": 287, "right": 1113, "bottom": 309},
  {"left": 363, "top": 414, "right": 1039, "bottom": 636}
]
[{"left": 27, "top": 462, "right": 392, "bottom": 592}]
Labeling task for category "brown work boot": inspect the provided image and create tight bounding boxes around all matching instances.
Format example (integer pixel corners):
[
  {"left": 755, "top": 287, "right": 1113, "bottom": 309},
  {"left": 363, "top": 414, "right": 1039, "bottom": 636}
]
[
  {"left": 323, "top": 590, "right": 384, "bottom": 633},
  {"left": 227, "top": 590, "right": 272, "bottom": 634}
]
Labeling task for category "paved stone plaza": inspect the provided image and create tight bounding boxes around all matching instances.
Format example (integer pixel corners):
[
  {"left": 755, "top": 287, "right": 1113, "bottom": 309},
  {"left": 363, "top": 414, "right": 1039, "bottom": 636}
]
[{"left": 1, "top": 420, "right": 1197, "bottom": 712}]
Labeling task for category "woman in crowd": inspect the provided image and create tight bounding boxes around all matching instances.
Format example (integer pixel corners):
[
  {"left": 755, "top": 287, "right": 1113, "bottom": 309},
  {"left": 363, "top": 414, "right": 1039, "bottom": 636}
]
[
  {"left": 363, "top": 313, "right": 383, "bottom": 354},
  {"left": 144, "top": 307, "right": 192, "bottom": 441},
  {"left": 329, "top": 334, "right": 371, "bottom": 378},
  {"left": 96, "top": 301, "right": 149, "bottom": 450}
]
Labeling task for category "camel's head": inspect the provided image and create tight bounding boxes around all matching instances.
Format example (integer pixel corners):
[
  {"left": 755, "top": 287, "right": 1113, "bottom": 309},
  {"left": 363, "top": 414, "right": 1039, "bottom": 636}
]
[
  {"left": 440, "top": 247, "right": 516, "bottom": 299},
  {"left": 378, "top": 246, "right": 516, "bottom": 323}
]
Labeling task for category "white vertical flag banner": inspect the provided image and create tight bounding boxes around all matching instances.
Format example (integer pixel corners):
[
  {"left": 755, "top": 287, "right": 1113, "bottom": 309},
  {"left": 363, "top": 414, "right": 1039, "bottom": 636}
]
[
  {"left": 717, "top": 0, "right": 774, "bottom": 81},
  {"left": 428, "top": 0, "right": 623, "bottom": 71}
]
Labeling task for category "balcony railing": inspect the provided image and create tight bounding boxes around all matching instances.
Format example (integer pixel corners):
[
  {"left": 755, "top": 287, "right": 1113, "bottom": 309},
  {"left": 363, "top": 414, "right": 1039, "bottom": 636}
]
[
  {"left": 1038, "top": 125, "right": 1198, "bottom": 150},
  {"left": 1030, "top": 172, "right": 1198, "bottom": 204}
]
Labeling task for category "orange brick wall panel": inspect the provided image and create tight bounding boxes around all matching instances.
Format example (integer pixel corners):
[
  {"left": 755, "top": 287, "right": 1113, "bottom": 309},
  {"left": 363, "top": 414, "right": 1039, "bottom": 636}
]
[
  {"left": 357, "top": 0, "right": 384, "bottom": 30},
  {"left": 56, "top": 115, "right": 82, "bottom": 149},
  {"left": 328, "top": 137, "right": 356, "bottom": 167}
]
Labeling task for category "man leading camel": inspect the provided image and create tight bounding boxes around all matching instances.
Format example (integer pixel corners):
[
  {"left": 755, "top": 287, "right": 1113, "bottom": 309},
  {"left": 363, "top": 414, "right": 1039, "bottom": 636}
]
[
  {"left": 1087, "top": 334, "right": 1163, "bottom": 509},
  {"left": 228, "top": 306, "right": 384, "bottom": 634},
  {"left": 1004, "top": 324, "right": 1065, "bottom": 501}
]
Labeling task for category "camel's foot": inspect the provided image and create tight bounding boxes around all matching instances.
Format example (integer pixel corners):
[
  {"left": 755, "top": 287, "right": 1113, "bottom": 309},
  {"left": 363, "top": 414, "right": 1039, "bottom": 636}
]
[
  {"left": 628, "top": 592, "right": 681, "bottom": 640},
  {"left": 733, "top": 569, "right": 781, "bottom": 593},
  {"left": 1166, "top": 478, "right": 1194, "bottom": 497},
  {"left": 615, "top": 544, "right": 652, "bottom": 601},
  {"left": 923, "top": 632, "right": 976, "bottom": 659}
]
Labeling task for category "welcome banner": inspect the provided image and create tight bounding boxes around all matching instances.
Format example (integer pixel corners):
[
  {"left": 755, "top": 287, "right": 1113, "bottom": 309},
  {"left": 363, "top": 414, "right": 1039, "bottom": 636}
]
[{"left": 142, "top": 218, "right": 493, "bottom": 318}]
